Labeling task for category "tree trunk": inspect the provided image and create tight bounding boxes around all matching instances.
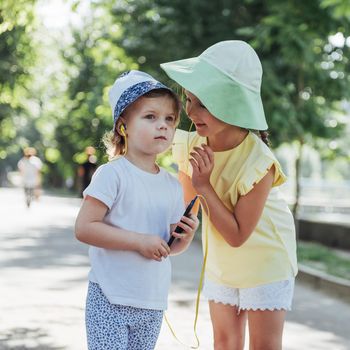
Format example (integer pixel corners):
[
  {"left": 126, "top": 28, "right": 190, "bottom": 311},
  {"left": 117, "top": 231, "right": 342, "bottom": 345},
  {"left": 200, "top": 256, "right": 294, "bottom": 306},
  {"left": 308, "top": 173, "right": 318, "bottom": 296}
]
[{"left": 293, "top": 140, "right": 304, "bottom": 240}]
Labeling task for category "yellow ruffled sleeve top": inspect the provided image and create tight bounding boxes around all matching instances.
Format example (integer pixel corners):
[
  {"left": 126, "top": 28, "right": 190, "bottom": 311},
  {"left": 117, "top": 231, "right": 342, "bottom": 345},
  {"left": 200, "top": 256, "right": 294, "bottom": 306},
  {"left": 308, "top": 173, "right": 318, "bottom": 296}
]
[{"left": 173, "top": 129, "right": 297, "bottom": 288}]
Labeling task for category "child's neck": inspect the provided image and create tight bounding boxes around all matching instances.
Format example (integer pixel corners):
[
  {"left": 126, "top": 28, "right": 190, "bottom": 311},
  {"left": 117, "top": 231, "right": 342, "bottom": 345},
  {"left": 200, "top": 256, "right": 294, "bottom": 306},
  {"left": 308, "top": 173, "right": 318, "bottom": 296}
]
[
  {"left": 124, "top": 152, "right": 159, "bottom": 174},
  {"left": 208, "top": 127, "right": 248, "bottom": 152}
]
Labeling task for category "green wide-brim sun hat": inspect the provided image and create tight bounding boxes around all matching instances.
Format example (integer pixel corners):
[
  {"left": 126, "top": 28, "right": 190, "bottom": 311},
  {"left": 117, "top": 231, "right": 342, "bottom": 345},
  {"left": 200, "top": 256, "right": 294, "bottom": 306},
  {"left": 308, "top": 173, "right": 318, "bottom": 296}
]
[{"left": 160, "top": 40, "right": 268, "bottom": 130}]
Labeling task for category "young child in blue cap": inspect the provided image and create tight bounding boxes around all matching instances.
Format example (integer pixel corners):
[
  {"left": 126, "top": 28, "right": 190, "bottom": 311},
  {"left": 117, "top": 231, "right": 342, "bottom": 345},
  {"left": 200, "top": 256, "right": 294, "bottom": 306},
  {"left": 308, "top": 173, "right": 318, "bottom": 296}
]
[
  {"left": 161, "top": 41, "right": 297, "bottom": 350},
  {"left": 75, "top": 70, "right": 199, "bottom": 350}
]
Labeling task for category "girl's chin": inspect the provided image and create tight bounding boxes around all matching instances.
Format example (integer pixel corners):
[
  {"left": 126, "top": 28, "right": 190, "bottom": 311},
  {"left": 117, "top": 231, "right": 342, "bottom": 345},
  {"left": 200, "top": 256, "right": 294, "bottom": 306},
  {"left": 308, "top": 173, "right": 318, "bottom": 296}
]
[
  {"left": 136, "top": 144, "right": 170, "bottom": 156},
  {"left": 153, "top": 144, "right": 172, "bottom": 154},
  {"left": 195, "top": 128, "right": 209, "bottom": 137}
]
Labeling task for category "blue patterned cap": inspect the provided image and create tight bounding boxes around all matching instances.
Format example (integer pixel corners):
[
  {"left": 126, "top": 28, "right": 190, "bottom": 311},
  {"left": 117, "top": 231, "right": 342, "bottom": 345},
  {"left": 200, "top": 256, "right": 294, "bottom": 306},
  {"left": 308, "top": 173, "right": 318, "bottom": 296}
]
[{"left": 108, "top": 70, "right": 172, "bottom": 126}]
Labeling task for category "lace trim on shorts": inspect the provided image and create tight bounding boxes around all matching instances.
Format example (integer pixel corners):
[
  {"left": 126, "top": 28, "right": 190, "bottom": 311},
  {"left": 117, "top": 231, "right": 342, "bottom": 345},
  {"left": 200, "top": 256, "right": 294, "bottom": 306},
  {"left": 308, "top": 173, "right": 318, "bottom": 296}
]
[{"left": 202, "top": 278, "right": 294, "bottom": 312}]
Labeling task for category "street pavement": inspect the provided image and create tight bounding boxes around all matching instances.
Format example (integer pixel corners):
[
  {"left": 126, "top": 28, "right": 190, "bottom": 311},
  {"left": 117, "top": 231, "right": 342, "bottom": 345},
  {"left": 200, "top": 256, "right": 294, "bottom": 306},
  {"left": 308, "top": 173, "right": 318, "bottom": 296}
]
[{"left": 0, "top": 187, "right": 349, "bottom": 350}]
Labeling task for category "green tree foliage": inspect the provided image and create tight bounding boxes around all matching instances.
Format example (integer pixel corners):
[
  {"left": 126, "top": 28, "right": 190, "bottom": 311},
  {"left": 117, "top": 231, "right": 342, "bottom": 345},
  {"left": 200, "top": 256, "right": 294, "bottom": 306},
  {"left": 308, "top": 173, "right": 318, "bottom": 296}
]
[
  {"left": 0, "top": 1, "right": 36, "bottom": 117},
  {"left": 106, "top": 0, "right": 255, "bottom": 74},
  {"left": 251, "top": 1, "right": 349, "bottom": 144},
  {"left": 321, "top": 0, "right": 350, "bottom": 20},
  {"left": 0, "top": 0, "right": 38, "bottom": 178}
]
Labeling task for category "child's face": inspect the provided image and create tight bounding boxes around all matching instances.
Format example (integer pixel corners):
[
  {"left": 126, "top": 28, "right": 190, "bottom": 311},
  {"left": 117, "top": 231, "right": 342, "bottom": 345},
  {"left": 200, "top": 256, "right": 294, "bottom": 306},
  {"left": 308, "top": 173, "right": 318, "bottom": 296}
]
[
  {"left": 184, "top": 91, "right": 228, "bottom": 137},
  {"left": 123, "top": 95, "right": 177, "bottom": 156}
]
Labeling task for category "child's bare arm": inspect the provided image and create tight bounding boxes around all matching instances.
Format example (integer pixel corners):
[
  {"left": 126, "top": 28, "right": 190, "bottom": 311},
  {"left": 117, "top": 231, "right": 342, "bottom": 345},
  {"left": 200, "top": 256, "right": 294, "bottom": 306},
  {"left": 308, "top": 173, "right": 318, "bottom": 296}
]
[
  {"left": 190, "top": 144, "right": 274, "bottom": 247},
  {"left": 198, "top": 167, "right": 274, "bottom": 247},
  {"left": 75, "top": 196, "right": 170, "bottom": 261}
]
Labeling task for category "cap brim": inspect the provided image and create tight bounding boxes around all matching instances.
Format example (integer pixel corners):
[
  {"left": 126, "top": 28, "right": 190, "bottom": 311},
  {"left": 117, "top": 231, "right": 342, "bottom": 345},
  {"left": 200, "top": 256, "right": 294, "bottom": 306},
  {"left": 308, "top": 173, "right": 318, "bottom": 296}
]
[
  {"left": 113, "top": 81, "right": 172, "bottom": 126},
  {"left": 161, "top": 57, "right": 268, "bottom": 130}
]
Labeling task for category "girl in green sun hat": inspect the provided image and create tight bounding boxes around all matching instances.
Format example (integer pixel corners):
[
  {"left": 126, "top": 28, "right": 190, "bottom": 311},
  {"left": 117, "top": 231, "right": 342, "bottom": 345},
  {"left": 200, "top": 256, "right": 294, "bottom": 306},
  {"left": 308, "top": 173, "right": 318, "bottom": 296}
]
[{"left": 161, "top": 40, "right": 297, "bottom": 350}]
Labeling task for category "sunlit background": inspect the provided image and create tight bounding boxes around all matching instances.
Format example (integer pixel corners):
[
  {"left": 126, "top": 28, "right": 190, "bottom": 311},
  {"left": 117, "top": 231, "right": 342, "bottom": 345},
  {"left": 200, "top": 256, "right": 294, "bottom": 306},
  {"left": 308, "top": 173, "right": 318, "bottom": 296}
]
[{"left": 1, "top": 1, "right": 350, "bottom": 349}]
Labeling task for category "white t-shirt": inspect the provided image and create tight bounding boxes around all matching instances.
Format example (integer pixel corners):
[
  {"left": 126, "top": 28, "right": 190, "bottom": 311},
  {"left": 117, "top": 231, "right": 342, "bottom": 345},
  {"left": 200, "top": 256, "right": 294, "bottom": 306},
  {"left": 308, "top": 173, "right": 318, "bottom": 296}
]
[
  {"left": 83, "top": 157, "right": 185, "bottom": 310},
  {"left": 17, "top": 156, "right": 43, "bottom": 187}
]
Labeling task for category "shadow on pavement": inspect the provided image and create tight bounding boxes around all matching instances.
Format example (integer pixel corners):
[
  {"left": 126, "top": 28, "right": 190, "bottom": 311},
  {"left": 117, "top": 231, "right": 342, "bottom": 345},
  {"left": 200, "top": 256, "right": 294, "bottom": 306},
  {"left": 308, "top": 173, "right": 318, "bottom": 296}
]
[
  {"left": 0, "top": 328, "right": 64, "bottom": 350},
  {"left": 1, "top": 225, "right": 88, "bottom": 270}
]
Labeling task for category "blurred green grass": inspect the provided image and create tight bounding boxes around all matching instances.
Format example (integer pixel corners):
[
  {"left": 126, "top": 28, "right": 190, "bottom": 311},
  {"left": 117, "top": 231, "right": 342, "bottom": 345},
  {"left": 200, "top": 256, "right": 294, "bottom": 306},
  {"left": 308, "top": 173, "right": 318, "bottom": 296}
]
[{"left": 298, "top": 241, "right": 350, "bottom": 281}]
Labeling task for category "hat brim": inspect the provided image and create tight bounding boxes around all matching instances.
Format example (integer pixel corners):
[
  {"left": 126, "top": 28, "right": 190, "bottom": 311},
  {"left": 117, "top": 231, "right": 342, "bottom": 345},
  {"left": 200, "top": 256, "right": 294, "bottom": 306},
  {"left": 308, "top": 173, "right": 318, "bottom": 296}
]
[
  {"left": 160, "top": 57, "right": 268, "bottom": 130},
  {"left": 113, "top": 81, "right": 171, "bottom": 126}
]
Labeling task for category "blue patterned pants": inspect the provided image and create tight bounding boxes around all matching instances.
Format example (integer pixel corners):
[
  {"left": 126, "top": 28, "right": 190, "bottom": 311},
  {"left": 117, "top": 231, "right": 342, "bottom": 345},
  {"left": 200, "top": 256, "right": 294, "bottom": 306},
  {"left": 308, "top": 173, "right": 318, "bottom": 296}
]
[{"left": 85, "top": 282, "right": 163, "bottom": 350}]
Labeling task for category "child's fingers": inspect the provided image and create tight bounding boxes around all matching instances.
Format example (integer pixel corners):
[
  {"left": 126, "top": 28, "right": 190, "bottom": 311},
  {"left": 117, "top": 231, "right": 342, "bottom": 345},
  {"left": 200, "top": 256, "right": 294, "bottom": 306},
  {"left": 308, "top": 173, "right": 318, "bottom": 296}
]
[
  {"left": 188, "top": 213, "right": 199, "bottom": 222},
  {"left": 190, "top": 151, "right": 205, "bottom": 170},
  {"left": 152, "top": 252, "right": 162, "bottom": 261},
  {"left": 171, "top": 230, "right": 193, "bottom": 240},
  {"left": 189, "top": 158, "right": 199, "bottom": 173},
  {"left": 193, "top": 146, "right": 211, "bottom": 167},
  {"left": 179, "top": 215, "right": 198, "bottom": 229},
  {"left": 201, "top": 144, "right": 214, "bottom": 163},
  {"left": 153, "top": 247, "right": 168, "bottom": 260},
  {"left": 173, "top": 220, "right": 196, "bottom": 235},
  {"left": 152, "top": 249, "right": 162, "bottom": 261},
  {"left": 173, "top": 221, "right": 188, "bottom": 232},
  {"left": 161, "top": 241, "right": 171, "bottom": 254},
  {"left": 171, "top": 232, "right": 185, "bottom": 240},
  {"left": 194, "top": 145, "right": 213, "bottom": 165},
  {"left": 189, "top": 214, "right": 200, "bottom": 228}
]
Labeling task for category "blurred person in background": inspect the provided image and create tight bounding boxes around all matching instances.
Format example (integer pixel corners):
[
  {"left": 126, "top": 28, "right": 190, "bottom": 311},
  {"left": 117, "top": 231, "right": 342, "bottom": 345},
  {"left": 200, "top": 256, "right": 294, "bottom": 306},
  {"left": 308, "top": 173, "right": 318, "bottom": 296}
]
[
  {"left": 17, "top": 147, "right": 43, "bottom": 207},
  {"left": 77, "top": 146, "right": 98, "bottom": 197}
]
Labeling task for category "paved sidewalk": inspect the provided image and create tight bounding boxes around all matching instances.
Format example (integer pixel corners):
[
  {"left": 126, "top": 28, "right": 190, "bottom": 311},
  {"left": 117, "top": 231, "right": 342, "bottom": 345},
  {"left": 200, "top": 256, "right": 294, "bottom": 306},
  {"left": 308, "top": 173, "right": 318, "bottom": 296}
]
[{"left": 0, "top": 188, "right": 349, "bottom": 350}]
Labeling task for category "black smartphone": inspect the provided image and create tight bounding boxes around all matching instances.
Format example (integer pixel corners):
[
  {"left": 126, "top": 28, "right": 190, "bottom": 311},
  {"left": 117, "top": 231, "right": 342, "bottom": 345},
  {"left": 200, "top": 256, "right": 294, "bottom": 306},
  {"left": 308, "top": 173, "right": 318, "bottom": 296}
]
[{"left": 167, "top": 195, "right": 198, "bottom": 247}]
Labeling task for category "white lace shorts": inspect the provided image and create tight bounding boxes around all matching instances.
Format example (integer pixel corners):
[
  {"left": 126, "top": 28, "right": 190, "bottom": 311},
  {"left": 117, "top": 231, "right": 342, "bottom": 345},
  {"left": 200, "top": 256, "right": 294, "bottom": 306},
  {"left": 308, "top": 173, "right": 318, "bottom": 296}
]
[{"left": 202, "top": 278, "right": 295, "bottom": 311}]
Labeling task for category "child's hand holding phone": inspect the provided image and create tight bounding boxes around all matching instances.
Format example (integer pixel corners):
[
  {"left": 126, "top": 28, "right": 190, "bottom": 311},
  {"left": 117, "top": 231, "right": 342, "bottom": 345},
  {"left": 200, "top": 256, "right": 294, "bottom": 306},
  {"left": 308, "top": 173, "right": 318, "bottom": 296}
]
[{"left": 168, "top": 196, "right": 199, "bottom": 247}]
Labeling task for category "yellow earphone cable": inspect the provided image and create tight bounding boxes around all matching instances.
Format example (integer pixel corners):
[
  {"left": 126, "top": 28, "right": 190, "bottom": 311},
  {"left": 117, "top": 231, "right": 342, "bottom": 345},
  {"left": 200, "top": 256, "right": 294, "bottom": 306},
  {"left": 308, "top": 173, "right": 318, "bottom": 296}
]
[
  {"left": 164, "top": 195, "right": 209, "bottom": 349},
  {"left": 120, "top": 125, "right": 128, "bottom": 155}
]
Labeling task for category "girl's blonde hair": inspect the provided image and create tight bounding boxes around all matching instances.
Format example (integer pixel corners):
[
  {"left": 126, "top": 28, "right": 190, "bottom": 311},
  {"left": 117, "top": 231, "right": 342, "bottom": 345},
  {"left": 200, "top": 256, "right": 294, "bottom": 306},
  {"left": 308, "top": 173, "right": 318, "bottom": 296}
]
[{"left": 103, "top": 89, "right": 181, "bottom": 160}]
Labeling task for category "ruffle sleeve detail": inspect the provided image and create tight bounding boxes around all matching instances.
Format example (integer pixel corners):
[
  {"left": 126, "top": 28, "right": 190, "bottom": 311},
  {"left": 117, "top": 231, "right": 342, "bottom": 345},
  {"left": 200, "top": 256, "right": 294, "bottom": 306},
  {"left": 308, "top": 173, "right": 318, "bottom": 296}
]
[{"left": 238, "top": 154, "right": 286, "bottom": 196}]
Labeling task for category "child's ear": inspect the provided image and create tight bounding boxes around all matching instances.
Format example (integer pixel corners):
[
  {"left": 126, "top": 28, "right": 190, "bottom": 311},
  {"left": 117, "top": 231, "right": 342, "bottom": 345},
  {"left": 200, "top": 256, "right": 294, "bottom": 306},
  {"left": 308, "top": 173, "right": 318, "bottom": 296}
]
[
  {"left": 114, "top": 118, "right": 126, "bottom": 136},
  {"left": 120, "top": 124, "right": 127, "bottom": 136},
  {"left": 115, "top": 119, "right": 127, "bottom": 137}
]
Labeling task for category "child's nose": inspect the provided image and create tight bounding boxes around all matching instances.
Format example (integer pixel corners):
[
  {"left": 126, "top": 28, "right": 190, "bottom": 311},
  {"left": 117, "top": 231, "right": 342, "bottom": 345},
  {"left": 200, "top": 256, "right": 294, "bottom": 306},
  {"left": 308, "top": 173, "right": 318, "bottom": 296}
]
[{"left": 158, "top": 118, "right": 168, "bottom": 129}]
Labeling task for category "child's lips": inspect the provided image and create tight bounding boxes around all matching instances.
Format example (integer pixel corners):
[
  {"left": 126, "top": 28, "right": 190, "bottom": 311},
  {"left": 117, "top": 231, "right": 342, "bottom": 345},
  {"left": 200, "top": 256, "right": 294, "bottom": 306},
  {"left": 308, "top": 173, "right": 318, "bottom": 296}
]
[
  {"left": 195, "top": 123, "right": 206, "bottom": 128},
  {"left": 155, "top": 136, "right": 167, "bottom": 140}
]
